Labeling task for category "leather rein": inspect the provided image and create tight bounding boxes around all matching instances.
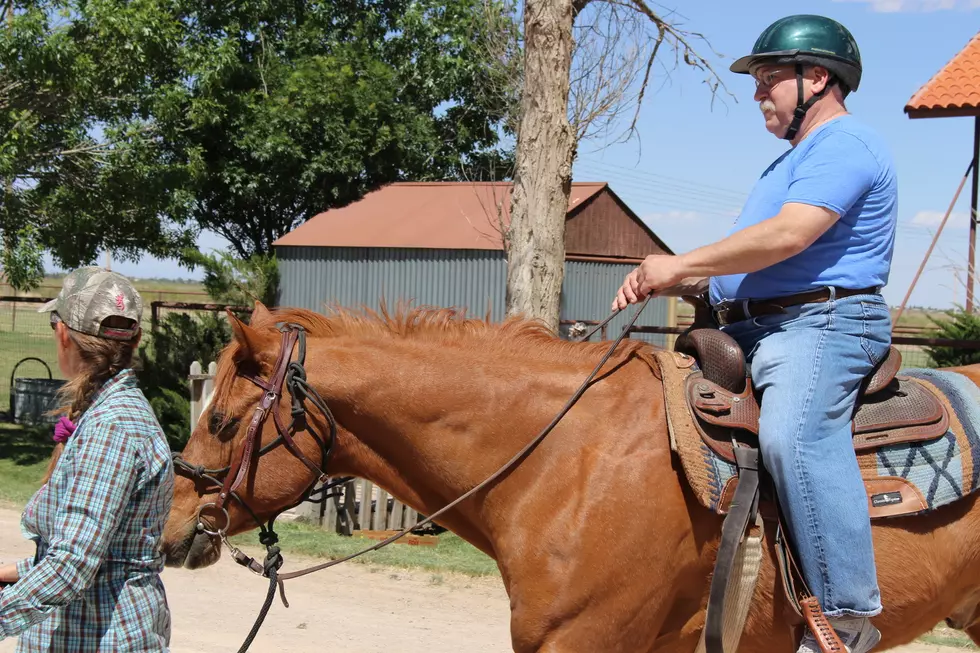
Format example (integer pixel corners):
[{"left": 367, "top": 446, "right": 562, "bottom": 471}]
[{"left": 171, "top": 300, "right": 648, "bottom": 652}]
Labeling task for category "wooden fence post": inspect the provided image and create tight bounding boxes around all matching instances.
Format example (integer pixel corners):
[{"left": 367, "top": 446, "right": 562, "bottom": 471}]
[{"left": 188, "top": 361, "right": 217, "bottom": 433}]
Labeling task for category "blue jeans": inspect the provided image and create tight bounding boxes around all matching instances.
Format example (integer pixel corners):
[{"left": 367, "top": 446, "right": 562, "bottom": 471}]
[{"left": 720, "top": 291, "right": 892, "bottom": 617}]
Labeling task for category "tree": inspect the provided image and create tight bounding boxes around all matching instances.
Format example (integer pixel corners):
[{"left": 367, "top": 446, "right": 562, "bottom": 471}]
[
  {"left": 926, "top": 308, "right": 980, "bottom": 368},
  {"left": 139, "top": 311, "right": 232, "bottom": 450},
  {"left": 503, "top": 0, "right": 731, "bottom": 332},
  {"left": 0, "top": 0, "right": 195, "bottom": 289},
  {"left": 1, "top": 0, "right": 518, "bottom": 283},
  {"left": 139, "top": 252, "right": 273, "bottom": 449},
  {"left": 152, "top": 0, "right": 516, "bottom": 259},
  {"left": 184, "top": 249, "right": 279, "bottom": 308}
]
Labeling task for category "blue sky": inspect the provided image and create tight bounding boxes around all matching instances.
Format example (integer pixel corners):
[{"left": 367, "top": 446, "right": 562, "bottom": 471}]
[{"left": 60, "top": 0, "right": 980, "bottom": 309}]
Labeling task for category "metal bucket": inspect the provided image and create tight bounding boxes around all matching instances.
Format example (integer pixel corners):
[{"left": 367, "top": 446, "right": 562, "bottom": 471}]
[{"left": 10, "top": 358, "right": 65, "bottom": 426}]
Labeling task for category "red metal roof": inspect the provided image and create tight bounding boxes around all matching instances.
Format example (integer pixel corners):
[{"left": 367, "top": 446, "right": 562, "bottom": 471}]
[
  {"left": 905, "top": 30, "right": 980, "bottom": 118},
  {"left": 273, "top": 182, "right": 609, "bottom": 250}
]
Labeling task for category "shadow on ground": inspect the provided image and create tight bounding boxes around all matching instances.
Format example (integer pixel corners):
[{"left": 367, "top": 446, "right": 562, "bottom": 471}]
[{"left": 0, "top": 423, "right": 55, "bottom": 465}]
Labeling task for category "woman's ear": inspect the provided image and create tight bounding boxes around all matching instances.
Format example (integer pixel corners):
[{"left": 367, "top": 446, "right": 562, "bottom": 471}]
[{"left": 56, "top": 322, "right": 72, "bottom": 349}]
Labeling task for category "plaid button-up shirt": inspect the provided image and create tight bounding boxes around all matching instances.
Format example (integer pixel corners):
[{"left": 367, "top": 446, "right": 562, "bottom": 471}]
[{"left": 0, "top": 369, "right": 174, "bottom": 652}]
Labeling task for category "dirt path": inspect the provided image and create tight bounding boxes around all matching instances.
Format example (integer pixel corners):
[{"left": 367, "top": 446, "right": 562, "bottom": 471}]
[{"left": 0, "top": 507, "right": 969, "bottom": 652}]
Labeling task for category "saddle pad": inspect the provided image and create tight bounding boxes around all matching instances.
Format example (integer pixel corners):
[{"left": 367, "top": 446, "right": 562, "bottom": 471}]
[
  {"left": 654, "top": 350, "right": 980, "bottom": 518},
  {"left": 869, "top": 368, "right": 980, "bottom": 511}
]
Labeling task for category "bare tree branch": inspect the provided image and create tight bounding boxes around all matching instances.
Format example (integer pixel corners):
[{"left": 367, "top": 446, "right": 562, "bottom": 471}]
[
  {"left": 476, "top": 0, "right": 736, "bottom": 159},
  {"left": 568, "top": 0, "right": 736, "bottom": 149}
]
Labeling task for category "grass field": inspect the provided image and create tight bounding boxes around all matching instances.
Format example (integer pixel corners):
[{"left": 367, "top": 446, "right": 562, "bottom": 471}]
[
  {"left": 0, "top": 325, "right": 64, "bottom": 415},
  {"left": 921, "top": 625, "right": 979, "bottom": 649},
  {"left": 0, "top": 423, "right": 51, "bottom": 506}
]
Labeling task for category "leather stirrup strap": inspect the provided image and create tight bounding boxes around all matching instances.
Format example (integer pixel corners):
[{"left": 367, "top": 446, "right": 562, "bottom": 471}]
[
  {"left": 705, "top": 446, "right": 761, "bottom": 653},
  {"left": 801, "top": 596, "right": 847, "bottom": 653}
]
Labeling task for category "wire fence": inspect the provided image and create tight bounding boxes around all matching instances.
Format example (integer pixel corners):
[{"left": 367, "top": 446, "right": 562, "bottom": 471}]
[{"left": 0, "top": 290, "right": 230, "bottom": 418}]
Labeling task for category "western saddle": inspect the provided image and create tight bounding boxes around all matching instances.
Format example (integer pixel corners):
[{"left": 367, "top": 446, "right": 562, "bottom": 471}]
[
  {"left": 676, "top": 328, "right": 949, "bottom": 468},
  {"left": 674, "top": 296, "right": 950, "bottom": 653}
]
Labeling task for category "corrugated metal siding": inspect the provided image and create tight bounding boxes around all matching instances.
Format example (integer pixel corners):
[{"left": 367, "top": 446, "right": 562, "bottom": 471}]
[
  {"left": 561, "top": 260, "right": 669, "bottom": 347},
  {"left": 277, "top": 247, "right": 669, "bottom": 346},
  {"left": 278, "top": 247, "right": 508, "bottom": 320}
]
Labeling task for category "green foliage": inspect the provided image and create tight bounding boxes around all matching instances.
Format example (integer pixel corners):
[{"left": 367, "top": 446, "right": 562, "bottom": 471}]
[
  {"left": 184, "top": 249, "right": 279, "bottom": 307},
  {"left": 139, "top": 251, "right": 272, "bottom": 448},
  {"left": 1, "top": 223, "right": 44, "bottom": 289},
  {"left": 1, "top": 0, "right": 195, "bottom": 289},
  {"left": 159, "top": 0, "right": 516, "bottom": 258},
  {"left": 925, "top": 308, "right": 980, "bottom": 368},
  {"left": 139, "top": 312, "right": 231, "bottom": 449},
  {"left": 1, "top": 0, "right": 517, "bottom": 287}
]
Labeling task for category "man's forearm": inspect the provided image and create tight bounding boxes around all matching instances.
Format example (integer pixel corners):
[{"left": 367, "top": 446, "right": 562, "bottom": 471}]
[
  {"left": 657, "top": 276, "right": 709, "bottom": 297},
  {"left": 679, "top": 219, "right": 804, "bottom": 279}
]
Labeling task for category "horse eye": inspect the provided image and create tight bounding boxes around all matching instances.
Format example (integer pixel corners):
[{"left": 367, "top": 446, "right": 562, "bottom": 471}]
[
  {"left": 207, "top": 411, "right": 223, "bottom": 435},
  {"left": 207, "top": 411, "right": 239, "bottom": 438}
]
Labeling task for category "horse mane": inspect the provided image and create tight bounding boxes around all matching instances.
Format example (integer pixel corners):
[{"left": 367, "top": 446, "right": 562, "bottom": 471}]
[
  {"left": 205, "top": 302, "right": 659, "bottom": 426},
  {"left": 244, "top": 302, "right": 654, "bottom": 364}
]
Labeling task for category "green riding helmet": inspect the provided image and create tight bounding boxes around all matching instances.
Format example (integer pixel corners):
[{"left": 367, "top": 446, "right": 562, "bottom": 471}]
[{"left": 731, "top": 15, "right": 862, "bottom": 140}]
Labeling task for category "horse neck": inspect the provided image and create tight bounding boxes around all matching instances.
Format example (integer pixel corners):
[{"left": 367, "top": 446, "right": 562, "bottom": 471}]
[{"left": 303, "top": 331, "right": 590, "bottom": 554}]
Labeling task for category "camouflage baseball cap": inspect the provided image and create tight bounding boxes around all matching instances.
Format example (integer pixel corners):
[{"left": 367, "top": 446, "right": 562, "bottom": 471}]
[{"left": 38, "top": 266, "right": 143, "bottom": 341}]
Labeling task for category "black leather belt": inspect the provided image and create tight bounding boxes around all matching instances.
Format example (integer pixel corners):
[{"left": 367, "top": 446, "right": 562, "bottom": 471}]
[{"left": 711, "top": 286, "right": 880, "bottom": 327}]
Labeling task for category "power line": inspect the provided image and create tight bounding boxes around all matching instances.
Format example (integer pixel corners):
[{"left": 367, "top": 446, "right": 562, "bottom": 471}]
[
  {"left": 576, "top": 159, "right": 751, "bottom": 201},
  {"left": 587, "top": 175, "right": 744, "bottom": 213}
]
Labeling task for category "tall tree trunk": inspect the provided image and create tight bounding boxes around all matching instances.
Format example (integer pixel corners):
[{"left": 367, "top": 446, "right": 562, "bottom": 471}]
[{"left": 505, "top": 0, "right": 576, "bottom": 334}]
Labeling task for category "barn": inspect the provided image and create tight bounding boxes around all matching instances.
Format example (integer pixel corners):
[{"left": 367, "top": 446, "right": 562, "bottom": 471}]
[{"left": 272, "top": 181, "right": 676, "bottom": 343}]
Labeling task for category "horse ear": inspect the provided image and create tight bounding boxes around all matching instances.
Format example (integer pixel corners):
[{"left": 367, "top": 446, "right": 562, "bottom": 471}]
[
  {"left": 227, "top": 309, "right": 269, "bottom": 361},
  {"left": 251, "top": 300, "right": 272, "bottom": 325}
]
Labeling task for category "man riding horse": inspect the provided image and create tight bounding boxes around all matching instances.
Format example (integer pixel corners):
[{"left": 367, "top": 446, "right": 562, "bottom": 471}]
[{"left": 614, "top": 14, "right": 896, "bottom": 653}]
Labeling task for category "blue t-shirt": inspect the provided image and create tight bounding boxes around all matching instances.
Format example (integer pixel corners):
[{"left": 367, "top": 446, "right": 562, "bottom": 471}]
[{"left": 709, "top": 114, "right": 898, "bottom": 304}]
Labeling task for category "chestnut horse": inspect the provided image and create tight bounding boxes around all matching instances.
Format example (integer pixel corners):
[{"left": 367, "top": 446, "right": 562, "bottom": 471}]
[{"left": 161, "top": 302, "right": 980, "bottom": 652}]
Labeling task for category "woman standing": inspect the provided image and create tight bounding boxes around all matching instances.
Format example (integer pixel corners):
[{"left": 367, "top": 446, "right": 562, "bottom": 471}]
[{"left": 0, "top": 267, "right": 174, "bottom": 652}]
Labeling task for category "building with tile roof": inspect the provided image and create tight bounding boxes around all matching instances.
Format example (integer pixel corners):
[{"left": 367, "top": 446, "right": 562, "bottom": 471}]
[
  {"left": 905, "top": 29, "right": 980, "bottom": 311},
  {"left": 905, "top": 31, "right": 980, "bottom": 119}
]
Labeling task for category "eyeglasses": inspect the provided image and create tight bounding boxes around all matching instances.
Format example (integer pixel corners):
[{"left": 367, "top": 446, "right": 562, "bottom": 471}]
[
  {"left": 753, "top": 68, "right": 792, "bottom": 90},
  {"left": 50, "top": 312, "right": 62, "bottom": 330}
]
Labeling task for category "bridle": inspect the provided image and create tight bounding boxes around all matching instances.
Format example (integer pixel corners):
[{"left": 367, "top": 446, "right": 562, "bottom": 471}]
[
  {"left": 171, "top": 323, "right": 353, "bottom": 650},
  {"left": 171, "top": 300, "right": 649, "bottom": 653},
  {"left": 173, "top": 325, "right": 342, "bottom": 537}
]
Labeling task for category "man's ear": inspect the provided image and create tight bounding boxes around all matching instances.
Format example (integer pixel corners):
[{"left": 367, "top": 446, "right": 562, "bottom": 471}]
[{"left": 809, "top": 65, "right": 832, "bottom": 94}]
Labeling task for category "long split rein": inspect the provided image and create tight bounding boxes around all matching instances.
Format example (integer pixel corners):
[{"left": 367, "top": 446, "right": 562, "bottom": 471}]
[{"left": 172, "top": 298, "right": 650, "bottom": 652}]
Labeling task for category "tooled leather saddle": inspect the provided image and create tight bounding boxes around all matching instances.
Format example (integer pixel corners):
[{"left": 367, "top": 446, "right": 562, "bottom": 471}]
[{"left": 676, "top": 328, "right": 948, "bottom": 469}]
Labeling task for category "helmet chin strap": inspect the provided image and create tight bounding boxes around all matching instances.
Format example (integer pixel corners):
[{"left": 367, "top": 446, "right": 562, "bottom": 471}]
[{"left": 782, "top": 63, "right": 832, "bottom": 142}]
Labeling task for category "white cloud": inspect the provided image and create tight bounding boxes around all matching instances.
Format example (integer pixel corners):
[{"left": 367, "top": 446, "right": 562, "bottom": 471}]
[
  {"left": 910, "top": 210, "right": 969, "bottom": 227},
  {"left": 832, "top": 0, "right": 972, "bottom": 11}
]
